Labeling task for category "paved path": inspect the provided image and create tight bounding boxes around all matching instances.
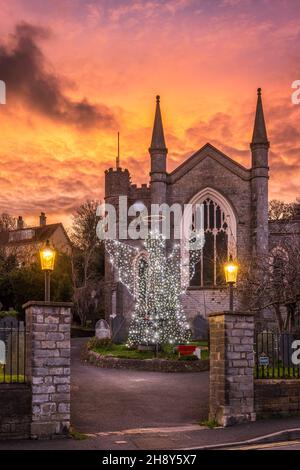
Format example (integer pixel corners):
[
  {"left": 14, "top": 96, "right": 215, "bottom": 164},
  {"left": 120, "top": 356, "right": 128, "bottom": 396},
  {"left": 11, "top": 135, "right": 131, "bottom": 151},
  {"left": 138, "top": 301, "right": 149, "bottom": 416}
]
[{"left": 71, "top": 338, "right": 209, "bottom": 433}]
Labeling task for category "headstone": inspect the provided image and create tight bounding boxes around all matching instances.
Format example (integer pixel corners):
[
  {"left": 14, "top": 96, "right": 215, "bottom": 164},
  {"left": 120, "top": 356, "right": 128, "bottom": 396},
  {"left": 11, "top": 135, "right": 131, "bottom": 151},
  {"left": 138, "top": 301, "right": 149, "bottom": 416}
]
[
  {"left": 193, "top": 314, "right": 209, "bottom": 340},
  {"left": 95, "top": 319, "right": 111, "bottom": 339},
  {"left": 111, "top": 314, "right": 127, "bottom": 343}
]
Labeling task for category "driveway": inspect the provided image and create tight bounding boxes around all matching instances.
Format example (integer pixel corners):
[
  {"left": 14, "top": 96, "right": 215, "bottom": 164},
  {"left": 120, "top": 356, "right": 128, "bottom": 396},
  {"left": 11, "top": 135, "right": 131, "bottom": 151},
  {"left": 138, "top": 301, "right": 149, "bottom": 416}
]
[{"left": 71, "top": 338, "right": 209, "bottom": 434}]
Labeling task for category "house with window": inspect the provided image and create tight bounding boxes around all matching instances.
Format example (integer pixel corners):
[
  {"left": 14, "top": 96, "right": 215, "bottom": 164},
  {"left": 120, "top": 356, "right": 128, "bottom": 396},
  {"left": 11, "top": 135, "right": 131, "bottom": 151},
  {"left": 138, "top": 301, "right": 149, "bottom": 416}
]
[
  {"left": 0, "top": 212, "right": 72, "bottom": 265},
  {"left": 104, "top": 91, "right": 299, "bottom": 338}
]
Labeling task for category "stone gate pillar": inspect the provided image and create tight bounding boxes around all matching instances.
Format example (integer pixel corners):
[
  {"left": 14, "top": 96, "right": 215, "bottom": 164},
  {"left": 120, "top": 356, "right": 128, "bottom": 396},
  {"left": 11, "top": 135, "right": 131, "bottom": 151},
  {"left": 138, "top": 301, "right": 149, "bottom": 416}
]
[
  {"left": 23, "top": 301, "right": 72, "bottom": 439},
  {"left": 208, "top": 311, "right": 256, "bottom": 426}
]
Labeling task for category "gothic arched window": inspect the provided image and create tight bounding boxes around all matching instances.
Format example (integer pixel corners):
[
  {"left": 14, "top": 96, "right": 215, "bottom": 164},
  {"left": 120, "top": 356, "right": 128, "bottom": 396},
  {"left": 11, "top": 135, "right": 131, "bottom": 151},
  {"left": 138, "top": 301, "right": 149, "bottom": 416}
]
[{"left": 182, "top": 188, "right": 237, "bottom": 288}]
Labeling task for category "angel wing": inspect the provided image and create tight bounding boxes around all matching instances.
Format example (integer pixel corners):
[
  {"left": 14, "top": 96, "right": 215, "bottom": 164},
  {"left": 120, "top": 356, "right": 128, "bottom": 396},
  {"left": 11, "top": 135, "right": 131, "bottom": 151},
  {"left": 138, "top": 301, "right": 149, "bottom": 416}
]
[
  {"left": 105, "top": 239, "right": 139, "bottom": 296},
  {"left": 188, "top": 229, "right": 205, "bottom": 279},
  {"left": 169, "top": 230, "right": 205, "bottom": 290}
]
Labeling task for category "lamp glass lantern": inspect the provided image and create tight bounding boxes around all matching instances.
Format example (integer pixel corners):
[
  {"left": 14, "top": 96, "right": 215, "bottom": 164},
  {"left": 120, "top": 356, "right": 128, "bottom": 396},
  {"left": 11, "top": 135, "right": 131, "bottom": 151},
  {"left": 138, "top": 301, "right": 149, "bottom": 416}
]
[
  {"left": 39, "top": 240, "right": 56, "bottom": 301},
  {"left": 224, "top": 255, "right": 238, "bottom": 284},
  {"left": 224, "top": 254, "right": 238, "bottom": 312},
  {"left": 40, "top": 240, "right": 56, "bottom": 271}
]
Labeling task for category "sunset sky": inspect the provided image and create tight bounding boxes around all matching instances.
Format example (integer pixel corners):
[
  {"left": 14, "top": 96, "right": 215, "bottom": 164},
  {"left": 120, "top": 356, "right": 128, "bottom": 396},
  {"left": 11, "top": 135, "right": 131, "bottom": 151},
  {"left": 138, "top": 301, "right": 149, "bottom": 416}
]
[{"left": 0, "top": 0, "right": 300, "bottom": 228}]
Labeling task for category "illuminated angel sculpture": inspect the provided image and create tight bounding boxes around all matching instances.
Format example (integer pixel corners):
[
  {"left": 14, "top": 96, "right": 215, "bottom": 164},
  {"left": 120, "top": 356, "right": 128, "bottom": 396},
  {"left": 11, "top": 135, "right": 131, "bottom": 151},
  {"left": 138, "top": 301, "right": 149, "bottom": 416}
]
[{"left": 105, "top": 230, "right": 204, "bottom": 347}]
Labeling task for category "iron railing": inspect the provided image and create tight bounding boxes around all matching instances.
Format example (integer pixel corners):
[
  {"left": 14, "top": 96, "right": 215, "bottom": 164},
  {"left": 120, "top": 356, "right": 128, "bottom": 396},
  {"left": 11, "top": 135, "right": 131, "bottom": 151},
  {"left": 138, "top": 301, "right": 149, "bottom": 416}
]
[
  {"left": 0, "top": 320, "right": 27, "bottom": 384},
  {"left": 255, "top": 330, "right": 300, "bottom": 379}
]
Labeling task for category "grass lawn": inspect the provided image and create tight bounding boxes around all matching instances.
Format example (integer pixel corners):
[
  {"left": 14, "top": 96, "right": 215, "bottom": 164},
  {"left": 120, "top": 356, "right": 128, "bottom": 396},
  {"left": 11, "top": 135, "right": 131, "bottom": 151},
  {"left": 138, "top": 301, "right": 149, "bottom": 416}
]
[
  {"left": 255, "top": 365, "right": 300, "bottom": 379},
  {"left": 89, "top": 340, "right": 209, "bottom": 361},
  {"left": 0, "top": 373, "right": 25, "bottom": 383}
]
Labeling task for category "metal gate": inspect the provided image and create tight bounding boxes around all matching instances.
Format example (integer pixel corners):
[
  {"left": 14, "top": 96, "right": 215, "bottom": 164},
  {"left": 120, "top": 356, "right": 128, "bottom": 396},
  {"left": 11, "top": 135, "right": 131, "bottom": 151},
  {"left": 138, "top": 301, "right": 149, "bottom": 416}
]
[
  {"left": 255, "top": 331, "right": 300, "bottom": 379},
  {"left": 0, "top": 319, "right": 27, "bottom": 384}
]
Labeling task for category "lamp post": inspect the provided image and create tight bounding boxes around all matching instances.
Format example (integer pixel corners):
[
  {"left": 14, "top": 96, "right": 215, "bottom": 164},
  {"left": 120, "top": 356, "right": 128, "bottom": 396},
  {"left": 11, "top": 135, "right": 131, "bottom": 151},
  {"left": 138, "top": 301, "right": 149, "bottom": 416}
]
[
  {"left": 39, "top": 240, "right": 56, "bottom": 302},
  {"left": 224, "top": 254, "right": 238, "bottom": 312}
]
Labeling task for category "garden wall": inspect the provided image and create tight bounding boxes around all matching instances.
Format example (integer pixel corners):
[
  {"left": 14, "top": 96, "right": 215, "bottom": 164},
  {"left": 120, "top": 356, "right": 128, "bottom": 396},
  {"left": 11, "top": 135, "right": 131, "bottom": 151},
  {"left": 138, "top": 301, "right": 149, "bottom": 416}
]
[
  {"left": 85, "top": 349, "right": 209, "bottom": 373},
  {"left": 255, "top": 380, "right": 300, "bottom": 418},
  {"left": 0, "top": 384, "right": 31, "bottom": 439}
]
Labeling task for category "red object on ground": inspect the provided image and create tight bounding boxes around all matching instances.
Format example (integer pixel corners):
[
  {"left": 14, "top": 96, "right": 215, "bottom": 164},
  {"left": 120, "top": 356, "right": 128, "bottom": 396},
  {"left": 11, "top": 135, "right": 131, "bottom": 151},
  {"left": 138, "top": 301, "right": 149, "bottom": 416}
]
[{"left": 177, "top": 345, "right": 197, "bottom": 356}]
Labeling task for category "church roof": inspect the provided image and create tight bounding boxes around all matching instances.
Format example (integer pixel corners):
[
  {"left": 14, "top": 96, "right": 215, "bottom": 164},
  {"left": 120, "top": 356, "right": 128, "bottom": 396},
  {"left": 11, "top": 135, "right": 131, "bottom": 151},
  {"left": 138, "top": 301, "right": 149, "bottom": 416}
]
[{"left": 168, "top": 142, "right": 250, "bottom": 184}]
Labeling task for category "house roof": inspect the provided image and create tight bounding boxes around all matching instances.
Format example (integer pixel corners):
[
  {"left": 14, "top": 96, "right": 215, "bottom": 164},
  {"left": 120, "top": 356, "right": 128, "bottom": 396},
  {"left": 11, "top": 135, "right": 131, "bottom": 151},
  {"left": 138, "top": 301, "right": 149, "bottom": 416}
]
[
  {"left": 168, "top": 142, "right": 250, "bottom": 184},
  {"left": 0, "top": 223, "right": 72, "bottom": 247}
]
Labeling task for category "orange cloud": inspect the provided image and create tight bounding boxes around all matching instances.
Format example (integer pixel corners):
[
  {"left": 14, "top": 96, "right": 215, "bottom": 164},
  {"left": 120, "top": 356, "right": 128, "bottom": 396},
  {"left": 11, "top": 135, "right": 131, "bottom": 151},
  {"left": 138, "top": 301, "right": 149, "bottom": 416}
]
[{"left": 0, "top": 1, "right": 299, "bottom": 229}]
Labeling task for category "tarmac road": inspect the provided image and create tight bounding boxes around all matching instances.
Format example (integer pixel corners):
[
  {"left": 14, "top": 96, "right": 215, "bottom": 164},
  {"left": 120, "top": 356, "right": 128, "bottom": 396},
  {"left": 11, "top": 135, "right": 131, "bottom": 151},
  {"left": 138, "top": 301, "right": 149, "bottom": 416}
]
[{"left": 71, "top": 338, "right": 209, "bottom": 434}]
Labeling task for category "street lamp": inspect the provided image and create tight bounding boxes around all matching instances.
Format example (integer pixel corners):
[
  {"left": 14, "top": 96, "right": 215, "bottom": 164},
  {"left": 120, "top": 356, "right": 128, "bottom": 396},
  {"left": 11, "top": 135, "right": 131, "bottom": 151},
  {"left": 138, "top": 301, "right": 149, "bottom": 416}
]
[
  {"left": 39, "top": 240, "right": 56, "bottom": 302},
  {"left": 224, "top": 254, "right": 238, "bottom": 312}
]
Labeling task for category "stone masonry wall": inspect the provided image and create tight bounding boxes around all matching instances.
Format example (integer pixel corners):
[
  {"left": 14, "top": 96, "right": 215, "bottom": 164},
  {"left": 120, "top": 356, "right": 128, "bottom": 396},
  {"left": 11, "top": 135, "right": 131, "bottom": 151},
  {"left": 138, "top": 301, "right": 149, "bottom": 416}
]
[
  {"left": 183, "top": 288, "right": 238, "bottom": 338},
  {"left": 24, "top": 301, "right": 72, "bottom": 439},
  {"left": 209, "top": 311, "right": 256, "bottom": 426},
  {"left": 167, "top": 151, "right": 252, "bottom": 263},
  {"left": 255, "top": 380, "right": 300, "bottom": 418},
  {"left": 0, "top": 385, "right": 31, "bottom": 439}
]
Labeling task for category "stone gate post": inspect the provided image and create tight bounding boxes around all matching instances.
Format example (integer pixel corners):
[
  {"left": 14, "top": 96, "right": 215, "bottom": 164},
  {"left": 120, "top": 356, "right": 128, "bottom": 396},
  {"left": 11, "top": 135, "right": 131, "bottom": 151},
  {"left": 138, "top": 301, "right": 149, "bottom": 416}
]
[
  {"left": 23, "top": 301, "right": 72, "bottom": 439},
  {"left": 208, "top": 311, "right": 256, "bottom": 426}
]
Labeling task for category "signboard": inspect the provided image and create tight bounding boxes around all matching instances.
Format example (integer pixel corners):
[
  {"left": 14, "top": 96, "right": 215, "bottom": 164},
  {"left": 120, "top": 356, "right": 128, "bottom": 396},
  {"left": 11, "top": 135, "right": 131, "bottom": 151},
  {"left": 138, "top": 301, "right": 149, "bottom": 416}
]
[{"left": 259, "top": 353, "right": 269, "bottom": 367}]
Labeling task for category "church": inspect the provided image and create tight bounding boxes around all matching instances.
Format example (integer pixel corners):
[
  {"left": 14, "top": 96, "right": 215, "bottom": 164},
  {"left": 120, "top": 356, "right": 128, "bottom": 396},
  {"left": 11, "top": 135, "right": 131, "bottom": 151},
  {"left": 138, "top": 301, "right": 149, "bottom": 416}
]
[{"left": 104, "top": 90, "right": 299, "bottom": 340}]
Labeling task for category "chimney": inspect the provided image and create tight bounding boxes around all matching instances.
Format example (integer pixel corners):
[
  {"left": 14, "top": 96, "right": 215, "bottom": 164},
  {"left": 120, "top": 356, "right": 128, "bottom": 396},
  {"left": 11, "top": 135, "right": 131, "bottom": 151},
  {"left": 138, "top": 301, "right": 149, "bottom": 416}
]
[
  {"left": 40, "top": 212, "right": 47, "bottom": 227},
  {"left": 17, "top": 216, "right": 24, "bottom": 230}
]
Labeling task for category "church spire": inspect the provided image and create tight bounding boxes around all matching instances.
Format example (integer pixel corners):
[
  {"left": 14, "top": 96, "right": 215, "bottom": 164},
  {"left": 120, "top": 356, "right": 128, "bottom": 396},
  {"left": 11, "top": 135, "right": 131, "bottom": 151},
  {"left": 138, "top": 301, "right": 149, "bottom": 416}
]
[
  {"left": 149, "top": 95, "right": 167, "bottom": 206},
  {"left": 250, "top": 87, "right": 269, "bottom": 258},
  {"left": 149, "top": 95, "right": 167, "bottom": 151},
  {"left": 251, "top": 88, "right": 269, "bottom": 146}
]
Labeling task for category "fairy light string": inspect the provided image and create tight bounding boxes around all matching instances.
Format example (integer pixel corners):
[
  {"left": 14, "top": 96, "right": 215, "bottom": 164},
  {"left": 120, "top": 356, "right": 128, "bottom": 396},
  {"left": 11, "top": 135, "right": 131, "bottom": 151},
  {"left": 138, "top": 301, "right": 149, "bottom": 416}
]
[{"left": 105, "top": 230, "right": 204, "bottom": 346}]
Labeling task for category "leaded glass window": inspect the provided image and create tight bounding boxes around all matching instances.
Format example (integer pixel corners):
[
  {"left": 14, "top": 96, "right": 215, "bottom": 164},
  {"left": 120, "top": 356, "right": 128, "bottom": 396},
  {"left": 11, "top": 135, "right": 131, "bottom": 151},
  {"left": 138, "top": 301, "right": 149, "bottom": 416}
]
[{"left": 190, "top": 197, "right": 231, "bottom": 287}]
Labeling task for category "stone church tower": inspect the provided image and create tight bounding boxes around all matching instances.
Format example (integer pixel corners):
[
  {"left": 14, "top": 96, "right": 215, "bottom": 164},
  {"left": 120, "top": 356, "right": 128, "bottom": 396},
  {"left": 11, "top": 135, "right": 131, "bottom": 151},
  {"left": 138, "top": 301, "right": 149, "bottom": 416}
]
[
  {"left": 250, "top": 87, "right": 270, "bottom": 257},
  {"left": 104, "top": 89, "right": 270, "bottom": 339}
]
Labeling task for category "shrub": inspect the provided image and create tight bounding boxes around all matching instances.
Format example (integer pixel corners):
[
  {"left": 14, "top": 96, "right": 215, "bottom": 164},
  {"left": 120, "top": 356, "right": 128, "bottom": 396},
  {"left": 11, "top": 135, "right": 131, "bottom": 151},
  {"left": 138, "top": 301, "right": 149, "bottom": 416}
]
[
  {"left": 0, "top": 310, "right": 19, "bottom": 319},
  {"left": 87, "top": 336, "right": 112, "bottom": 350}
]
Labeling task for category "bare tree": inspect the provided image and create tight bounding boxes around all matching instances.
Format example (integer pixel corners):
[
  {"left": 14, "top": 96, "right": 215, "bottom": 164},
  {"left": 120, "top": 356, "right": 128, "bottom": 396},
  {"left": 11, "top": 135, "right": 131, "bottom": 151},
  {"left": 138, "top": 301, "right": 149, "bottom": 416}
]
[
  {"left": 268, "top": 199, "right": 297, "bottom": 221},
  {"left": 238, "top": 232, "right": 300, "bottom": 333},
  {"left": 0, "top": 213, "right": 16, "bottom": 231},
  {"left": 71, "top": 200, "right": 104, "bottom": 326}
]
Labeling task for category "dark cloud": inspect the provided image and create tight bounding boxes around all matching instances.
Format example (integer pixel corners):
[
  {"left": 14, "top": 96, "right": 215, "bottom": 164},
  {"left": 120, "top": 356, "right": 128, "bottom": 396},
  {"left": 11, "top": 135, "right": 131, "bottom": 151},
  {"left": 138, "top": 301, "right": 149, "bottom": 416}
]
[{"left": 0, "top": 23, "right": 116, "bottom": 128}]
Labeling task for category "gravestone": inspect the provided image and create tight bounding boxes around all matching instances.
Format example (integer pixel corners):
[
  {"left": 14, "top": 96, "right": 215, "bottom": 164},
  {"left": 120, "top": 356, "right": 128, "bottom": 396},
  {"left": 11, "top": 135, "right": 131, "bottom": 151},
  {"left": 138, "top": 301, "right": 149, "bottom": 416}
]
[
  {"left": 193, "top": 314, "right": 209, "bottom": 340},
  {"left": 111, "top": 314, "right": 127, "bottom": 343},
  {"left": 95, "top": 319, "right": 111, "bottom": 339}
]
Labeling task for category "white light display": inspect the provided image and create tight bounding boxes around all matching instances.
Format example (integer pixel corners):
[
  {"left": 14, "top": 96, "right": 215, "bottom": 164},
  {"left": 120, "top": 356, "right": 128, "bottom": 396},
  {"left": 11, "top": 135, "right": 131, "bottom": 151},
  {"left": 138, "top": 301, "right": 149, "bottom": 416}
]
[{"left": 105, "top": 230, "right": 204, "bottom": 347}]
